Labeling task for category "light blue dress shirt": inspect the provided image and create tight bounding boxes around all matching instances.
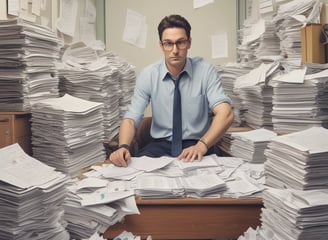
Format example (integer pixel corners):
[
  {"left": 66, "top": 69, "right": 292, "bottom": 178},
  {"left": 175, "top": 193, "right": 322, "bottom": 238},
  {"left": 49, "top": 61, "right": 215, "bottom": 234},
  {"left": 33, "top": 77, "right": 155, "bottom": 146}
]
[{"left": 124, "top": 57, "right": 232, "bottom": 141}]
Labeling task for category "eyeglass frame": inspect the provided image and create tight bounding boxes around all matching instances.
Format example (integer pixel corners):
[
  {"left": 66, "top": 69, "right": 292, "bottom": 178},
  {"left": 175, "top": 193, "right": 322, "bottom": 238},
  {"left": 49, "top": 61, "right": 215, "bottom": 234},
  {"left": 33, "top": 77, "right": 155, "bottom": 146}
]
[{"left": 160, "top": 39, "right": 190, "bottom": 51}]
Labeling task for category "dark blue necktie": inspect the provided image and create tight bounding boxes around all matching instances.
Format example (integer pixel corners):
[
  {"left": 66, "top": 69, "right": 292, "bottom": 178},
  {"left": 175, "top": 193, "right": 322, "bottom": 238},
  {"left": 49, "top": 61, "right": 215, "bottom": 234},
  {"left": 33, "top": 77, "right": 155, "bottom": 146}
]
[{"left": 171, "top": 74, "right": 183, "bottom": 157}]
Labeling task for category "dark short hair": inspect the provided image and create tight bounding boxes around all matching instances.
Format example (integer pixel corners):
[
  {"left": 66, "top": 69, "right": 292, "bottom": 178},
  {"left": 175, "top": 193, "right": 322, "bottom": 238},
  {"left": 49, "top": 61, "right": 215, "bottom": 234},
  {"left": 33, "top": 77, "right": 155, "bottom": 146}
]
[{"left": 157, "top": 14, "right": 191, "bottom": 41}]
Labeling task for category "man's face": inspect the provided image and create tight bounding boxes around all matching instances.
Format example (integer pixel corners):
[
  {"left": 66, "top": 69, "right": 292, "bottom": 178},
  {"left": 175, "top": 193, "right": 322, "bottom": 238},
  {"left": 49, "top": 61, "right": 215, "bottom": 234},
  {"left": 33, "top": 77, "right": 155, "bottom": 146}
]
[{"left": 160, "top": 28, "right": 191, "bottom": 71}]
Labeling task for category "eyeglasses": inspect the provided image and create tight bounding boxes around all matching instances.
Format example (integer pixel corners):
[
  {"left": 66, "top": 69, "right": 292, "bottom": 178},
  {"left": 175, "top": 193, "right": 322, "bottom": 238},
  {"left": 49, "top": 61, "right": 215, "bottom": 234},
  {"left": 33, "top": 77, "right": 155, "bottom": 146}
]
[{"left": 161, "top": 39, "right": 189, "bottom": 51}]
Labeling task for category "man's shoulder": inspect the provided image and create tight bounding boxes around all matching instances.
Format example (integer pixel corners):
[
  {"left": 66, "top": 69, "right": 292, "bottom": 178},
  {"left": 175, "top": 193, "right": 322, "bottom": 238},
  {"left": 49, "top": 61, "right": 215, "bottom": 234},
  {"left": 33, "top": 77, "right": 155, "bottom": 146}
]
[
  {"left": 189, "top": 57, "right": 215, "bottom": 69},
  {"left": 143, "top": 59, "right": 164, "bottom": 72}
]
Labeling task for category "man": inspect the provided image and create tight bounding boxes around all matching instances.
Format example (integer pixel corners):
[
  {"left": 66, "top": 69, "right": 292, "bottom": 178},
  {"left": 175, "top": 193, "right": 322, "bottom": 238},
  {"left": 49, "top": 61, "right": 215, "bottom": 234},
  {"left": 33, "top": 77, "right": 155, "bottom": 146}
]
[{"left": 108, "top": 14, "right": 233, "bottom": 167}]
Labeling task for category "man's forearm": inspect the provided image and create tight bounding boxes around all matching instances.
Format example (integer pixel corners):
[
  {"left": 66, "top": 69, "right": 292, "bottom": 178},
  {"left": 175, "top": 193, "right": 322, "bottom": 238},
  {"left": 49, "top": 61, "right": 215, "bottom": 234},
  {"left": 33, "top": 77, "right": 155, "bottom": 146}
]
[
  {"left": 200, "top": 103, "right": 234, "bottom": 148},
  {"left": 118, "top": 118, "right": 136, "bottom": 147}
]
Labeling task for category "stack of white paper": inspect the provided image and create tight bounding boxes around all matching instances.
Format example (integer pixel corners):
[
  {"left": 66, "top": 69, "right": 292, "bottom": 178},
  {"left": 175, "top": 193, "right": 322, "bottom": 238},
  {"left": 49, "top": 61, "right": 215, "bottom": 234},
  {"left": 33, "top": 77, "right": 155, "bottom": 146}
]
[
  {"left": 219, "top": 63, "right": 251, "bottom": 125},
  {"left": 0, "top": 18, "right": 60, "bottom": 111},
  {"left": 212, "top": 157, "right": 266, "bottom": 198},
  {"left": 31, "top": 94, "right": 106, "bottom": 177},
  {"left": 63, "top": 175, "right": 139, "bottom": 239},
  {"left": 58, "top": 43, "right": 136, "bottom": 142},
  {"left": 237, "top": 18, "right": 265, "bottom": 69},
  {"left": 254, "top": 20, "right": 281, "bottom": 62},
  {"left": 234, "top": 62, "right": 280, "bottom": 129},
  {"left": 231, "top": 128, "right": 277, "bottom": 163},
  {"left": 135, "top": 173, "right": 227, "bottom": 199},
  {"left": 261, "top": 188, "right": 328, "bottom": 240},
  {"left": 135, "top": 174, "right": 185, "bottom": 199},
  {"left": 105, "top": 52, "right": 136, "bottom": 120},
  {"left": 216, "top": 131, "right": 234, "bottom": 155},
  {"left": 237, "top": 17, "right": 281, "bottom": 71},
  {"left": 271, "top": 66, "right": 328, "bottom": 133},
  {"left": 181, "top": 174, "right": 226, "bottom": 198},
  {"left": 239, "top": 84, "right": 274, "bottom": 129},
  {"left": 264, "top": 126, "right": 328, "bottom": 190},
  {"left": 272, "top": 0, "right": 320, "bottom": 72},
  {"left": 0, "top": 144, "right": 70, "bottom": 240},
  {"left": 63, "top": 189, "right": 133, "bottom": 239}
]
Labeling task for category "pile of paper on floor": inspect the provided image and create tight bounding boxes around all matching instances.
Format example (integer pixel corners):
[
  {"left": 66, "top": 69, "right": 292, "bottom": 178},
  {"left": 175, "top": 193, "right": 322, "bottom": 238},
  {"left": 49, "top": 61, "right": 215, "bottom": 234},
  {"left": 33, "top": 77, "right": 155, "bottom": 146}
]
[
  {"left": 0, "top": 144, "right": 70, "bottom": 240},
  {"left": 231, "top": 128, "right": 277, "bottom": 163},
  {"left": 261, "top": 188, "right": 328, "bottom": 240},
  {"left": 0, "top": 18, "right": 60, "bottom": 111},
  {"left": 31, "top": 94, "right": 106, "bottom": 177},
  {"left": 264, "top": 126, "right": 328, "bottom": 190}
]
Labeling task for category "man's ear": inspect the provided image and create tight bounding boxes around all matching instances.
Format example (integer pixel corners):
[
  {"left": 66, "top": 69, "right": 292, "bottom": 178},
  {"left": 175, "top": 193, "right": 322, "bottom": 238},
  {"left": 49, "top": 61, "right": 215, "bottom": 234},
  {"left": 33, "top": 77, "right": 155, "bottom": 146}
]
[
  {"left": 188, "top": 37, "right": 192, "bottom": 49},
  {"left": 159, "top": 41, "right": 164, "bottom": 50}
]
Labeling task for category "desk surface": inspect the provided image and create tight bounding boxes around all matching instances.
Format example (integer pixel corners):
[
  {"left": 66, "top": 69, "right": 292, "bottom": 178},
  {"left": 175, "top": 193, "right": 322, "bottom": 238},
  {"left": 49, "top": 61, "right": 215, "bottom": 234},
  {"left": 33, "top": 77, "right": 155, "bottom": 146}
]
[{"left": 103, "top": 197, "right": 263, "bottom": 240}]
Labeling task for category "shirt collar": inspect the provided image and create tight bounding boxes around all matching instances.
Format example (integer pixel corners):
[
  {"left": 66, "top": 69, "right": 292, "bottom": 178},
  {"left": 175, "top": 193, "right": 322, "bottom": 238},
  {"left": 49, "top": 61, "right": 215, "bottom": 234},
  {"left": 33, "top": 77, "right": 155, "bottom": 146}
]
[{"left": 159, "top": 58, "right": 192, "bottom": 81}]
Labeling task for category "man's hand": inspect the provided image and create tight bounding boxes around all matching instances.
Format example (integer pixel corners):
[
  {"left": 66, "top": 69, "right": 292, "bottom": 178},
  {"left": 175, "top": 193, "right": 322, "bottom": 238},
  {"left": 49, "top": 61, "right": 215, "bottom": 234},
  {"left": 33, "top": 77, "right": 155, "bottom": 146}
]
[
  {"left": 177, "top": 141, "right": 208, "bottom": 162},
  {"left": 105, "top": 148, "right": 131, "bottom": 167}
]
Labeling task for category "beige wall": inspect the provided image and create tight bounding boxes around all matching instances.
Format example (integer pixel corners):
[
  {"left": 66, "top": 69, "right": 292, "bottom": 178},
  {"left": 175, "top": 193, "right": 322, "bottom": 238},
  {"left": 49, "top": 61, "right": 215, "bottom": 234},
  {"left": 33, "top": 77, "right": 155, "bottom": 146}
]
[{"left": 105, "top": 0, "right": 237, "bottom": 74}]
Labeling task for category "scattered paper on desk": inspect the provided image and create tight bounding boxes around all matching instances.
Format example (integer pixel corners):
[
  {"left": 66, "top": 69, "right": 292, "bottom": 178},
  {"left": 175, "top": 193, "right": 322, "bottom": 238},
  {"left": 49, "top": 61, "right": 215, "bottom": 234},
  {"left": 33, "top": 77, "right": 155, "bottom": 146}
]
[
  {"left": 111, "top": 195, "right": 140, "bottom": 215},
  {"left": 68, "top": 177, "right": 109, "bottom": 192},
  {"left": 79, "top": 189, "right": 135, "bottom": 206},
  {"left": 175, "top": 154, "right": 218, "bottom": 171},
  {"left": 95, "top": 164, "right": 143, "bottom": 180},
  {"left": 129, "top": 156, "right": 174, "bottom": 172}
]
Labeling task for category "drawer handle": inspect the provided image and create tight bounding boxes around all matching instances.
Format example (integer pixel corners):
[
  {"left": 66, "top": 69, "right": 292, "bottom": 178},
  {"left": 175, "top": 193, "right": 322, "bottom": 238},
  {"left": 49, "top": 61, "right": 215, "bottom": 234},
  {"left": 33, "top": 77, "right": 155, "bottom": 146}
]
[{"left": 0, "top": 118, "right": 9, "bottom": 123}]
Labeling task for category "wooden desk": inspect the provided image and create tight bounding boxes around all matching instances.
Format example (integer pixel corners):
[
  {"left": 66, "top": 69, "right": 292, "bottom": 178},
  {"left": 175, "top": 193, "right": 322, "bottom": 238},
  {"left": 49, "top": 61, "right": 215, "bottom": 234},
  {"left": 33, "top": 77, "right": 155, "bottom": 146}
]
[{"left": 103, "top": 197, "right": 262, "bottom": 240}]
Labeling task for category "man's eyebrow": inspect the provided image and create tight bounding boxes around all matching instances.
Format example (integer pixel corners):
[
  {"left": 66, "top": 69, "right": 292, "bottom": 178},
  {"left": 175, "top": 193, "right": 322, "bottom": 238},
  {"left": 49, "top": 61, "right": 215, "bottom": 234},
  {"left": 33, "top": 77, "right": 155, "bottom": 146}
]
[{"left": 162, "top": 38, "right": 186, "bottom": 42}]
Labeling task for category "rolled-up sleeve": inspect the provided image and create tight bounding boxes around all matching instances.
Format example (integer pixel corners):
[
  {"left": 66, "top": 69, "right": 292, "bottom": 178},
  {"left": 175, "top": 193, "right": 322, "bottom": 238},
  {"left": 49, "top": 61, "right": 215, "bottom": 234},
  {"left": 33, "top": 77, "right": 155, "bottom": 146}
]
[
  {"left": 123, "top": 69, "right": 151, "bottom": 127},
  {"left": 205, "top": 64, "right": 232, "bottom": 109}
]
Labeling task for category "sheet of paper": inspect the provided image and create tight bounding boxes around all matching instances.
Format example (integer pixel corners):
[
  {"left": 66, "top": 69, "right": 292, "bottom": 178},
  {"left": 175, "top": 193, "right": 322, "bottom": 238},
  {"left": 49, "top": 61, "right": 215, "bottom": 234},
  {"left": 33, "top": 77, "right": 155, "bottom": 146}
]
[
  {"left": 21, "top": 0, "right": 29, "bottom": 10},
  {"left": 122, "top": 9, "right": 147, "bottom": 48},
  {"left": 242, "top": 18, "right": 265, "bottom": 45},
  {"left": 211, "top": 32, "right": 228, "bottom": 59},
  {"left": 193, "top": 0, "right": 214, "bottom": 9},
  {"left": 273, "top": 68, "right": 305, "bottom": 83},
  {"left": 8, "top": 0, "right": 20, "bottom": 16},
  {"left": 80, "top": 16, "right": 96, "bottom": 45},
  {"left": 129, "top": 156, "right": 174, "bottom": 172},
  {"left": 79, "top": 189, "right": 135, "bottom": 206},
  {"left": 0, "top": 143, "right": 62, "bottom": 189},
  {"left": 32, "top": 0, "right": 41, "bottom": 16},
  {"left": 85, "top": 0, "right": 96, "bottom": 22},
  {"left": 56, "top": 0, "right": 78, "bottom": 36}
]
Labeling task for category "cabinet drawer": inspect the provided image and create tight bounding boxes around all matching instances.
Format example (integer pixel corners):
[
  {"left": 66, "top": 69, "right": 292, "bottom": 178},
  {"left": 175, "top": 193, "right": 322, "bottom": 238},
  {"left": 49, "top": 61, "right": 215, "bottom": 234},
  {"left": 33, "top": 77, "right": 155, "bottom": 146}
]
[
  {"left": 0, "top": 112, "right": 31, "bottom": 154},
  {"left": 0, "top": 115, "right": 13, "bottom": 148}
]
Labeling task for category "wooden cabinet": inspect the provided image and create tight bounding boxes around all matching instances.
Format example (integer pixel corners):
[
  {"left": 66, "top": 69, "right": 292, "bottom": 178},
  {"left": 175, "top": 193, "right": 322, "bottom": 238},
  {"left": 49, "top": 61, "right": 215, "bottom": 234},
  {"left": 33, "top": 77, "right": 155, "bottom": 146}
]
[{"left": 0, "top": 112, "right": 32, "bottom": 155}]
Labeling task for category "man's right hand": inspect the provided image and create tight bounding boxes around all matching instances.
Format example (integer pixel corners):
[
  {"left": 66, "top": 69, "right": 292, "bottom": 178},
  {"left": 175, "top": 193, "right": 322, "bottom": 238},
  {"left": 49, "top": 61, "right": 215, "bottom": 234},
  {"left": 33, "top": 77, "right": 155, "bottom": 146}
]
[{"left": 105, "top": 148, "right": 131, "bottom": 167}]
